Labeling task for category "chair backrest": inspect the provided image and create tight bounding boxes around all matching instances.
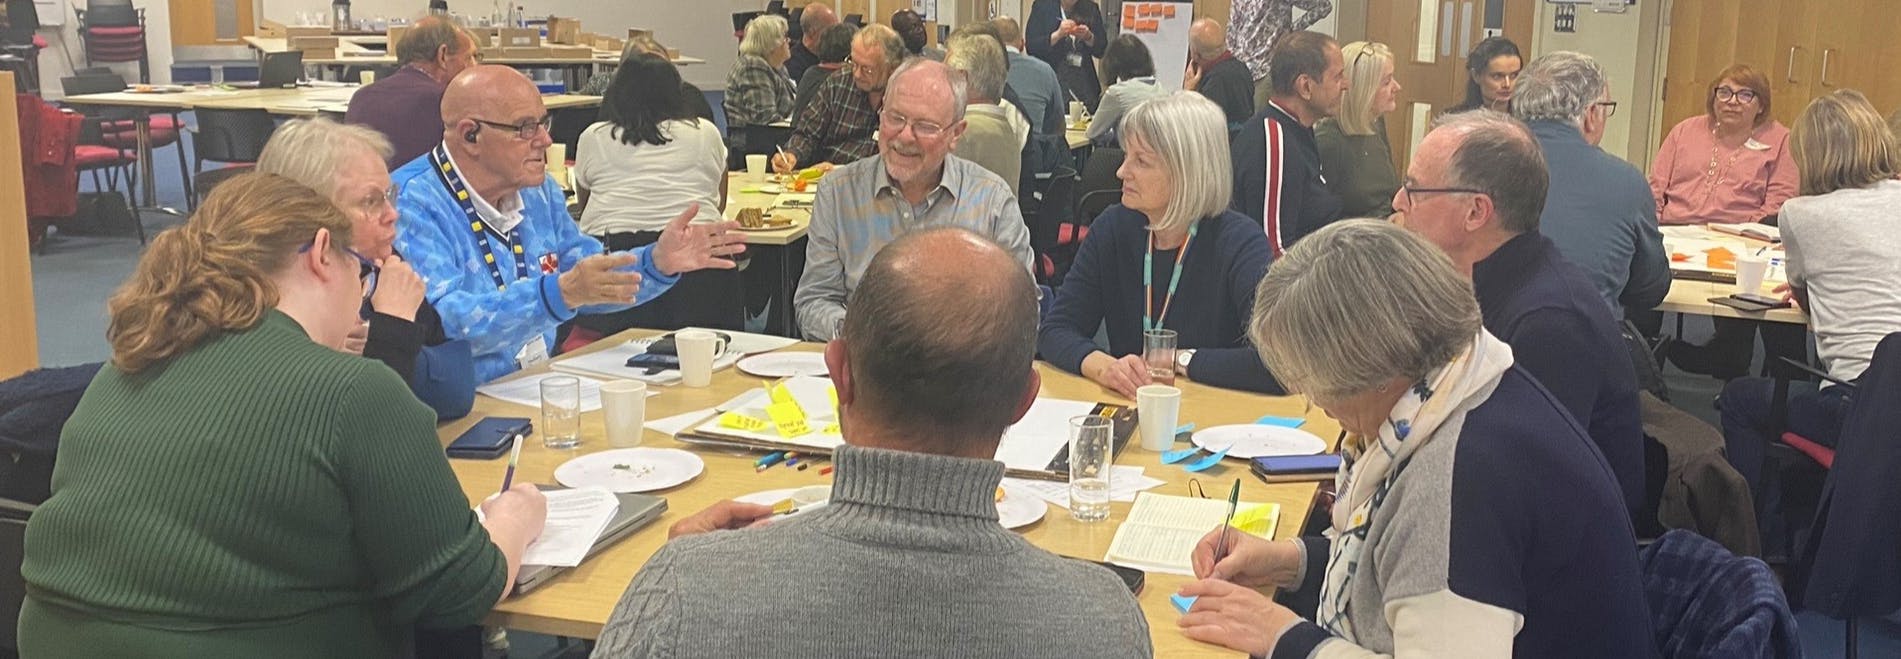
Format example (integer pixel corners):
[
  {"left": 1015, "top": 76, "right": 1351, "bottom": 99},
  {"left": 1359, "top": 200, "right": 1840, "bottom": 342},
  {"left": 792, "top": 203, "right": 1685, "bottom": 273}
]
[
  {"left": 78, "top": 1, "right": 137, "bottom": 28},
  {"left": 193, "top": 108, "right": 277, "bottom": 164},
  {"left": 1021, "top": 165, "right": 1075, "bottom": 252},
  {"left": 0, "top": 497, "right": 33, "bottom": 653},
  {"left": 1074, "top": 146, "right": 1122, "bottom": 217},
  {"left": 1800, "top": 331, "right": 1901, "bottom": 618},
  {"left": 1620, "top": 319, "right": 1670, "bottom": 402},
  {"left": 1639, "top": 529, "right": 1802, "bottom": 659}
]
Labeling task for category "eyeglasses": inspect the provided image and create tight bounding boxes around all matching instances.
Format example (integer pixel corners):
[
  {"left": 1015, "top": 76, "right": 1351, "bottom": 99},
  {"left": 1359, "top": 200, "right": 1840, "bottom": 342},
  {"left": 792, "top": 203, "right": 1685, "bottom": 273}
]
[
  {"left": 1714, "top": 86, "right": 1758, "bottom": 104},
  {"left": 300, "top": 241, "right": 380, "bottom": 299},
  {"left": 1594, "top": 100, "right": 1618, "bottom": 118},
  {"left": 470, "top": 115, "right": 554, "bottom": 140},
  {"left": 879, "top": 109, "right": 948, "bottom": 139},
  {"left": 1399, "top": 182, "right": 1486, "bottom": 207},
  {"left": 356, "top": 186, "right": 397, "bottom": 216},
  {"left": 845, "top": 57, "right": 882, "bottom": 76}
]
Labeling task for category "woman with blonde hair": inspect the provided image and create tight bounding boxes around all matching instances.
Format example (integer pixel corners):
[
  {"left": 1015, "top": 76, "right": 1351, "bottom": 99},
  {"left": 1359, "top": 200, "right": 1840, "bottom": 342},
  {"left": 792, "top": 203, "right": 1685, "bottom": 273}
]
[
  {"left": 1316, "top": 41, "right": 1403, "bottom": 219},
  {"left": 723, "top": 14, "right": 798, "bottom": 161},
  {"left": 1720, "top": 89, "right": 1901, "bottom": 499},
  {"left": 1040, "top": 92, "right": 1281, "bottom": 397},
  {"left": 19, "top": 173, "right": 547, "bottom": 658}
]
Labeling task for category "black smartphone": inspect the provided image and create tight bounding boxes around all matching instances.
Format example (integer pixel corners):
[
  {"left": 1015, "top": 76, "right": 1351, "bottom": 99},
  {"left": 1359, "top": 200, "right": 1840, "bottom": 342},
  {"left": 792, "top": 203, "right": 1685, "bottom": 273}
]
[
  {"left": 447, "top": 417, "right": 531, "bottom": 459},
  {"left": 646, "top": 331, "right": 734, "bottom": 356},
  {"left": 1070, "top": 557, "right": 1146, "bottom": 594},
  {"left": 1709, "top": 295, "right": 1784, "bottom": 312},
  {"left": 625, "top": 353, "right": 680, "bottom": 370}
]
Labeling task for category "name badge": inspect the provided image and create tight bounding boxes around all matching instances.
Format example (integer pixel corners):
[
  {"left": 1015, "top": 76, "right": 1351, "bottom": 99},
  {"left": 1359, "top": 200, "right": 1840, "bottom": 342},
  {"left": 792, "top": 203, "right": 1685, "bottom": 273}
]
[
  {"left": 1065, "top": 53, "right": 1085, "bottom": 68},
  {"left": 516, "top": 336, "right": 551, "bottom": 369},
  {"left": 1744, "top": 138, "right": 1771, "bottom": 151}
]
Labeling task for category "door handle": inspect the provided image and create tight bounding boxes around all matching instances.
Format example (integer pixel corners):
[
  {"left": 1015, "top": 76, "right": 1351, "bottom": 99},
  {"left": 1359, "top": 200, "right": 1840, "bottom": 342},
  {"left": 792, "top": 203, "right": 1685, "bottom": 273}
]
[
  {"left": 1820, "top": 48, "right": 1835, "bottom": 86},
  {"left": 1786, "top": 46, "right": 1800, "bottom": 83}
]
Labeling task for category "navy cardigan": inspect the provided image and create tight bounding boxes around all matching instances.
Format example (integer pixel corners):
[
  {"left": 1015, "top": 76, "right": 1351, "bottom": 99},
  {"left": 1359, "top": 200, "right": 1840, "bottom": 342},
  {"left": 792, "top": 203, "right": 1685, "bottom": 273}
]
[{"left": 1038, "top": 206, "right": 1284, "bottom": 394}]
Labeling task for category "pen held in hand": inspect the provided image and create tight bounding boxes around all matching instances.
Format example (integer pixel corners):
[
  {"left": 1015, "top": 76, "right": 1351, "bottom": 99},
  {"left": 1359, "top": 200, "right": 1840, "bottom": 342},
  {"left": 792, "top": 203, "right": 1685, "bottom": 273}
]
[
  {"left": 1212, "top": 479, "right": 1241, "bottom": 564},
  {"left": 499, "top": 433, "right": 523, "bottom": 494}
]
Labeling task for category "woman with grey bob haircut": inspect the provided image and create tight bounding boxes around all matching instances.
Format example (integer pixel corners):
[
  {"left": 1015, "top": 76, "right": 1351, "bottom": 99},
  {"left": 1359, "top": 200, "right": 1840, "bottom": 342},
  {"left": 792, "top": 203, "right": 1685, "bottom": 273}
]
[
  {"left": 1037, "top": 92, "right": 1284, "bottom": 398},
  {"left": 724, "top": 14, "right": 797, "bottom": 158},
  {"left": 1174, "top": 220, "right": 1653, "bottom": 657}
]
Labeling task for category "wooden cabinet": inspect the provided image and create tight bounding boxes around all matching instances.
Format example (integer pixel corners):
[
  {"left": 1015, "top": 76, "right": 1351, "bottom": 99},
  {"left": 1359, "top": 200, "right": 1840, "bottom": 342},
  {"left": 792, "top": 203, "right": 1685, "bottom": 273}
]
[{"left": 1663, "top": 0, "right": 1897, "bottom": 132}]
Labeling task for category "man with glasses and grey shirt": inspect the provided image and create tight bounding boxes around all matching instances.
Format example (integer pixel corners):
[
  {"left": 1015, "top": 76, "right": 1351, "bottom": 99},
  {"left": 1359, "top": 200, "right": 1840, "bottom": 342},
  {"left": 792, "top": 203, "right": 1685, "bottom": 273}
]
[
  {"left": 794, "top": 59, "right": 1033, "bottom": 341},
  {"left": 1513, "top": 51, "right": 1670, "bottom": 316},
  {"left": 393, "top": 66, "right": 748, "bottom": 383}
]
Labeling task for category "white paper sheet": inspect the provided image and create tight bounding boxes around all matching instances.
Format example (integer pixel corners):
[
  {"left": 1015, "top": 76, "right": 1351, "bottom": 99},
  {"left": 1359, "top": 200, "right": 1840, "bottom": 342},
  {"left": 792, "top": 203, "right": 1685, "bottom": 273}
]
[
  {"left": 1003, "top": 466, "right": 1165, "bottom": 508},
  {"left": 521, "top": 488, "right": 619, "bottom": 567},
  {"left": 647, "top": 408, "right": 718, "bottom": 437},
  {"left": 477, "top": 372, "right": 620, "bottom": 413},
  {"left": 993, "top": 398, "right": 1101, "bottom": 472}
]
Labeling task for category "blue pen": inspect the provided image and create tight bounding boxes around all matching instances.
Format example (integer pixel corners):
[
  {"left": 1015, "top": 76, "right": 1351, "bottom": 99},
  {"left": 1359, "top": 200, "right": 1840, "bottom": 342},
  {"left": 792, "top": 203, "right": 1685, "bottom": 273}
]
[{"left": 754, "top": 451, "right": 787, "bottom": 472}]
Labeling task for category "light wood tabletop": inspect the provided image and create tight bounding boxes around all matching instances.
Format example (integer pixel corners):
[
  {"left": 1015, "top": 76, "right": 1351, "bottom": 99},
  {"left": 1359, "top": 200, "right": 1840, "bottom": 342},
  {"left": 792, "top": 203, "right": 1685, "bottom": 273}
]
[
  {"left": 61, "top": 87, "right": 600, "bottom": 117},
  {"left": 721, "top": 172, "right": 812, "bottom": 246},
  {"left": 1657, "top": 226, "right": 1808, "bottom": 324},
  {"left": 446, "top": 330, "right": 1337, "bottom": 655}
]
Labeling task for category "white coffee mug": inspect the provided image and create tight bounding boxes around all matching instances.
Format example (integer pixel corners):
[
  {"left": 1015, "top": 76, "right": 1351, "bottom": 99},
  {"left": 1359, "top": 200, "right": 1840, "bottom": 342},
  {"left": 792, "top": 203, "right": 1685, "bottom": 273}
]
[
  {"left": 1067, "top": 100, "right": 1084, "bottom": 125},
  {"left": 745, "top": 154, "right": 768, "bottom": 180},
  {"left": 601, "top": 380, "right": 648, "bottom": 447},
  {"left": 676, "top": 330, "right": 727, "bottom": 387},
  {"left": 1136, "top": 385, "right": 1182, "bottom": 451}
]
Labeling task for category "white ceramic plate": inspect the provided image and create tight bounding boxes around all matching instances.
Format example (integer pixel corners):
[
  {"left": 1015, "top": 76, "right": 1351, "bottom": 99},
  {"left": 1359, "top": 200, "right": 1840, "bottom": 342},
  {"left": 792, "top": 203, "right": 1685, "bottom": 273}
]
[
  {"left": 553, "top": 448, "right": 705, "bottom": 493},
  {"left": 735, "top": 484, "right": 1047, "bottom": 529},
  {"left": 1190, "top": 425, "right": 1328, "bottom": 460},
  {"left": 736, "top": 352, "right": 829, "bottom": 378}
]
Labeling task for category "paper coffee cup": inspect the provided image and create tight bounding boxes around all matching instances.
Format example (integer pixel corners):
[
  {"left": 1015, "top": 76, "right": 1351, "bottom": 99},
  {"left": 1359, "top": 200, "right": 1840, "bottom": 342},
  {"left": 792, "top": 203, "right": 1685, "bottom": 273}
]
[
  {"left": 1736, "top": 255, "right": 1770, "bottom": 294},
  {"left": 601, "top": 380, "right": 647, "bottom": 447},
  {"left": 1136, "top": 385, "right": 1182, "bottom": 451}
]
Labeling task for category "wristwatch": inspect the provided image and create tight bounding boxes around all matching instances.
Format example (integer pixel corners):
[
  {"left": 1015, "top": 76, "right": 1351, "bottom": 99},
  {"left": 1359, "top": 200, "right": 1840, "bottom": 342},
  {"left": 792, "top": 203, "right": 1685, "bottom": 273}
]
[{"left": 1175, "top": 349, "right": 1196, "bottom": 375}]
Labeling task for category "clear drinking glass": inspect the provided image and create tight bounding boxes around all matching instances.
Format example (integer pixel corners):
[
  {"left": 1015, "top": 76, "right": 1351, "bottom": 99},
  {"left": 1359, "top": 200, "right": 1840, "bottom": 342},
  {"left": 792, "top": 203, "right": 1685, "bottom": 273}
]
[
  {"left": 539, "top": 375, "right": 582, "bottom": 449},
  {"left": 1143, "top": 329, "right": 1178, "bottom": 386},
  {"left": 1069, "top": 415, "right": 1115, "bottom": 522}
]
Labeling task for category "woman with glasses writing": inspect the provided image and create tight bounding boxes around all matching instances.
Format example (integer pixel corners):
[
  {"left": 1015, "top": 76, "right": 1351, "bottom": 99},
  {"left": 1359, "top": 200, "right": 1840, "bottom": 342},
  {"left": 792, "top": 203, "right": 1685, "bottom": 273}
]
[
  {"left": 19, "top": 174, "right": 549, "bottom": 658},
  {"left": 1652, "top": 65, "right": 1804, "bottom": 379},
  {"left": 1040, "top": 93, "right": 1283, "bottom": 398}
]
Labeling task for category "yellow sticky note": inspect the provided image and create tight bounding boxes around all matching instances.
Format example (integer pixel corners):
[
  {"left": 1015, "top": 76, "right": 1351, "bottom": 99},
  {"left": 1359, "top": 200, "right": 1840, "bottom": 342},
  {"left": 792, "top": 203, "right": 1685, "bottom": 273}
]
[
  {"left": 827, "top": 385, "right": 838, "bottom": 411},
  {"left": 768, "top": 382, "right": 799, "bottom": 408},
  {"left": 767, "top": 401, "right": 811, "bottom": 437},
  {"left": 1231, "top": 503, "right": 1281, "bottom": 539},
  {"left": 822, "top": 422, "right": 840, "bottom": 434},
  {"left": 718, "top": 411, "right": 769, "bottom": 432}
]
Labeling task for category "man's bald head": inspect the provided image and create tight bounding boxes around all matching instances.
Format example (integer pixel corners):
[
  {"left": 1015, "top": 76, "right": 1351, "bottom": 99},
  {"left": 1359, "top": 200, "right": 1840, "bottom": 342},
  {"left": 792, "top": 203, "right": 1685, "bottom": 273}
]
[
  {"left": 440, "top": 65, "right": 539, "bottom": 127},
  {"left": 839, "top": 228, "right": 1038, "bottom": 447},
  {"left": 1189, "top": 18, "right": 1226, "bottom": 60},
  {"left": 799, "top": 2, "right": 839, "bottom": 34}
]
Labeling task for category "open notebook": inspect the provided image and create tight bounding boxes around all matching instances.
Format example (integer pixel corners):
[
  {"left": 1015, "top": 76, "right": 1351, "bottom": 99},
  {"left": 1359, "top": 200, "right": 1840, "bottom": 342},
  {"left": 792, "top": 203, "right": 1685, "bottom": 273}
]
[{"left": 1104, "top": 492, "right": 1279, "bottom": 576}]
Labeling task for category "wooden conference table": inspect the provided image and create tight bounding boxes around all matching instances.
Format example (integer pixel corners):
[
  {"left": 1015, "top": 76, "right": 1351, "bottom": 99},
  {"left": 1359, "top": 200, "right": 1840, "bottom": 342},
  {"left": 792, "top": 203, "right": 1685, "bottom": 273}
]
[
  {"left": 1657, "top": 225, "right": 1808, "bottom": 325},
  {"left": 443, "top": 330, "right": 1341, "bottom": 656}
]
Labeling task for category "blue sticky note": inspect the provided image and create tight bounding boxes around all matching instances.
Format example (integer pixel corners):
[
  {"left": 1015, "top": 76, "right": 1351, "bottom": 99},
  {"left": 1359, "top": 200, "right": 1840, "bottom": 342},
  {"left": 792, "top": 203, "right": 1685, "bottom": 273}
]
[
  {"left": 1183, "top": 445, "right": 1232, "bottom": 472},
  {"left": 1256, "top": 415, "right": 1307, "bottom": 428},
  {"left": 1171, "top": 594, "right": 1198, "bottom": 614},
  {"left": 1160, "top": 446, "right": 1202, "bottom": 465},
  {"left": 1174, "top": 422, "right": 1196, "bottom": 435}
]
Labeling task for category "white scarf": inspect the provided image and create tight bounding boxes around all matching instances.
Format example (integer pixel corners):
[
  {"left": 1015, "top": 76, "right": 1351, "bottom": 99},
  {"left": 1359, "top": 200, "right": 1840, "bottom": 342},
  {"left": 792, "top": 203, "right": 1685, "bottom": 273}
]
[{"left": 1316, "top": 330, "right": 1515, "bottom": 641}]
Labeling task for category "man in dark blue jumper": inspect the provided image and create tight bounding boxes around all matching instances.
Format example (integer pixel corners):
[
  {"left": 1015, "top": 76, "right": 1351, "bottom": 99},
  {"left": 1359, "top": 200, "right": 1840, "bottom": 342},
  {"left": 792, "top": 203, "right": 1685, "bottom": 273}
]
[{"left": 1393, "top": 110, "right": 1648, "bottom": 527}]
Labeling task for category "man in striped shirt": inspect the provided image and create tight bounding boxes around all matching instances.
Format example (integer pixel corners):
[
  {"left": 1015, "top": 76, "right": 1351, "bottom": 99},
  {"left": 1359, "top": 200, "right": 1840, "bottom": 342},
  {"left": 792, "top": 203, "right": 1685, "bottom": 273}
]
[{"left": 1229, "top": 30, "right": 1347, "bottom": 256}]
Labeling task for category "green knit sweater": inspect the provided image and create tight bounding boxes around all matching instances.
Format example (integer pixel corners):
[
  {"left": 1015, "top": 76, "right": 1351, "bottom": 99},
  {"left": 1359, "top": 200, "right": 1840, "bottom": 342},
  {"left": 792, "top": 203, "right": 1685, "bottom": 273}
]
[{"left": 20, "top": 311, "right": 504, "bottom": 659}]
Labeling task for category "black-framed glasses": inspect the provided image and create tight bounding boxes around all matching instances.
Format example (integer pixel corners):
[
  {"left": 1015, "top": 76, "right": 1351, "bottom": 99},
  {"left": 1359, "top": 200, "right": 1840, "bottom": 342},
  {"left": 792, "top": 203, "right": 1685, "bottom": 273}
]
[
  {"left": 1399, "top": 182, "right": 1486, "bottom": 207},
  {"left": 1594, "top": 100, "right": 1619, "bottom": 118},
  {"left": 879, "top": 109, "right": 948, "bottom": 139},
  {"left": 1713, "top": 86, "right": 1758, "bottom": 104},
  {"left": 471, "top": 115, "right": 553, "bottom": 140}
]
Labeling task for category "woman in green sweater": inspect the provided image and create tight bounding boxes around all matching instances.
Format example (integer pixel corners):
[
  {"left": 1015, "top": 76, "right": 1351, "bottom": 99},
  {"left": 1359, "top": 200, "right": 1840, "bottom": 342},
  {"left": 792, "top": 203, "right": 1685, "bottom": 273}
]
[
  {"left": 1315, "top": 41, "right": 1403, "bottom": 220},
  {"left": 19, "top": 173, "right": 547, "bottom": 658}
]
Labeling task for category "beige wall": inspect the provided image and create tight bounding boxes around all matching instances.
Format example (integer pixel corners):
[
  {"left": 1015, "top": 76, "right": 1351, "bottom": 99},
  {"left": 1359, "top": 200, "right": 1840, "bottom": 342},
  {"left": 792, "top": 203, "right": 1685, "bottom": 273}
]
[{"left": 1530, "top": 0, "right": 1668, "bottom": 167}]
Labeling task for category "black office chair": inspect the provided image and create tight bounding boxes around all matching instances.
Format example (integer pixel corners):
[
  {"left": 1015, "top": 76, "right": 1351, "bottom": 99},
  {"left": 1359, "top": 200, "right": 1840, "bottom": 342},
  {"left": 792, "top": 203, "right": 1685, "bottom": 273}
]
[
  {"left": 188, "top": 108, "right": 276, "bottom": 206},
  {"left": 0, "top": 498, "right": 32, "bottom": 658},
  {"left": 1, "top": 0, "right": 43, "bottom": 93},
  {"left": 1074, "top": 145, "right": 1124, "bottom": 223}
]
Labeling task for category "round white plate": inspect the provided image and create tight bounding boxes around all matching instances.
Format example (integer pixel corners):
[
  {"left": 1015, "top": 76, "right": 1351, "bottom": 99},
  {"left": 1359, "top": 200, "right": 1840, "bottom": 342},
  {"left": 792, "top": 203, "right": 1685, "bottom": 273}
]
[
  {"left": 735, "top": 484, "right": 1047, "bottom": 529},
  {"left": 1191, "top": 425, "right": 1328, "bottom": 460},
  {"left": 736, "top": 352, "right": 829, "bottom": 378},
  {"left": 553, "top": 448, "right": 705, "bottom": 493},
  {"left": 995, "top": 484, "right": 1047, "bottom": 530}
]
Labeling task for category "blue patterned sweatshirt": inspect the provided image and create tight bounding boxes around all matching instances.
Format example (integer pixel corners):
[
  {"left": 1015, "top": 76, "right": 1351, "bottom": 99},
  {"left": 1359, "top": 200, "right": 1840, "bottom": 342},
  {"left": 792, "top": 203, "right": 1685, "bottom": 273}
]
[{"left": 392, "top": 147, "right": 678, "bottom": 383}]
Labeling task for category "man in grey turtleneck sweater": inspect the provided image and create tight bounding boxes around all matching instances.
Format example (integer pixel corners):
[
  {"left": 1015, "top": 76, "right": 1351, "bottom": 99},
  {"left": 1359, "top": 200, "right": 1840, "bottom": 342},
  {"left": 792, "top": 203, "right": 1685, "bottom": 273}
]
[{"left": 592, "top": 228, "right": 1153, "bottom": 658}]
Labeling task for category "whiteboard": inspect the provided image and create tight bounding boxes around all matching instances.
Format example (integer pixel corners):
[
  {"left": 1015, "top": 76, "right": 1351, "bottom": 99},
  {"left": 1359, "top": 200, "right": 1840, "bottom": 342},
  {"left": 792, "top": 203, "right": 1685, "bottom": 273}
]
[{"left": 1119, "top": 1, "right": 1192, "bottom": 92}]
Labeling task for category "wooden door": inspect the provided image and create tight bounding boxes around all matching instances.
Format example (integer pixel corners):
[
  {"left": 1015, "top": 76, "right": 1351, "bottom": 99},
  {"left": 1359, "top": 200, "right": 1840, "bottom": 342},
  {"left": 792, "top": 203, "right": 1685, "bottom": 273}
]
[
  {"left": 168, "top": 0, "right": 254, "bottom": 48},
  {"left": 1367, "top": 0, "right": 1478, "bottom": 175}
]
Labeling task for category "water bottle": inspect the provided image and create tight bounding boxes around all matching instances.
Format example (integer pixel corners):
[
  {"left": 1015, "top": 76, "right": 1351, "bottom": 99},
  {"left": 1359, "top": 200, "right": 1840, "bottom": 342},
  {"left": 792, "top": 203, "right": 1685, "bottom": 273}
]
[{"left": 331, "top": 0, "right": 351, "bottom": 33}]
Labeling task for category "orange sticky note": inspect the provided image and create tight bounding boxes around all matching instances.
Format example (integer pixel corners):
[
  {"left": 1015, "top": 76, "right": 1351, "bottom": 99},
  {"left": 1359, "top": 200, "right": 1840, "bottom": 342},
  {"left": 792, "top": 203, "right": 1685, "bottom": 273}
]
[
  {"left": 1123, "top": 13, "right": 1136, "bottom": 29},
  {"left": 1163, "top": 4, "right": 1176, "bottom": 17},
  {"left": 1705, "top": 247, "right": 1736, "bottom": 271},
  {"left": 1142, "top": 19, "right": 1160, "bottom": 31}
]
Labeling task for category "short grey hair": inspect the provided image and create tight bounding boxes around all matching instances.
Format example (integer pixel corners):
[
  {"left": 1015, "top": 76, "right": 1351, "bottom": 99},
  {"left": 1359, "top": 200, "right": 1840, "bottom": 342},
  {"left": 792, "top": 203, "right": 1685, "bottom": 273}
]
[
  {"left": 1250, "top": 219, "right": 1481, "bottom": 402},
  {"left": 888, "top": 57, "right": 968, "bottom": 123},
  {"left": 943, "top": 34, "right": 1008, "bottom": 104},
  {"left": 1512, "top": 51, "right": 1607, "bottom": 125},
  {"left": 255, "top": 117, "right": 393, "bottom": 199},
  {"left": 739, "top": 15, "right": 788, "bottom": 59},
  {"left": 1430, "top": 110, "right": 1548, "bottom": 235},
  {"left": 1118, "top": 92, "right": 1233, "bottom": 234}
]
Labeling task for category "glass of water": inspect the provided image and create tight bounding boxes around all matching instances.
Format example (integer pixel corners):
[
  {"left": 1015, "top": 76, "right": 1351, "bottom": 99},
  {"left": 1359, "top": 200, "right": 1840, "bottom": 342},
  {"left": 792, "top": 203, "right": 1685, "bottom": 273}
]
[
  {"left": 539, "top": 375, "right": 582, "bottom": 449},
  {"left": 1069, "top": 415, "right": 1115, "bottom": 522}
]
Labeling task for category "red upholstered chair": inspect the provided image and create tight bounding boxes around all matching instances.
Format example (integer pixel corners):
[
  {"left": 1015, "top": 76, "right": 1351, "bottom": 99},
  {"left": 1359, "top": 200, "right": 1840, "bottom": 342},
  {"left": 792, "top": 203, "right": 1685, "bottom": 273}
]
[{"left": 71, "top": 112, "right": 143, "bottom": 242}]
